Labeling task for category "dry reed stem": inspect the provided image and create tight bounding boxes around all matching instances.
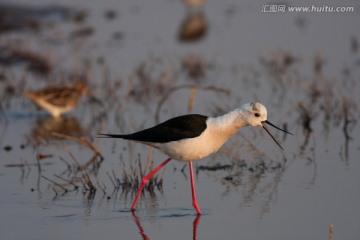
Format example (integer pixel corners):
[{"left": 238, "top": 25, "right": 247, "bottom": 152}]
[
  {"left": 106, "top": 171, "right": 117, "bottom": 188},
  {"left": 67, "top": 150, "right": 82, "bottom": 170},
  {"left": 53, "top": 174, "right": 79, "bottom": 190},
  {"left": 82, "top": 153, "right": 103, "bottom": 173},
  {"left": 187, "top": 87, "right": 197, "bottom": 112},
  {"left": 59, "top": 156, "right": 72, "bottom": 171},
  {"left": 42, "top": 175, "right": 68, "bottom": 193},
  {"left": 51, "top": 132, "right": 103, "bottom": 159},
  {"left": 342, "top": 96, "right": 354, "bottom": 141},
  {"left": 155, "top": 84, "right": 230, "bottom": 123},
  {"left": 97, "top": 180, "right": 107, "bottom": 196},
  {"left": 298, "top": 102, "right": 313, "bottom": 133}
]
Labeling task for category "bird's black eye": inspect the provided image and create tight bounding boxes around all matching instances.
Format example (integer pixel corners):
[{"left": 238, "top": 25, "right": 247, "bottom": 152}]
[{"left": 254, "top": 113, "right": 260, "bottom": 117}]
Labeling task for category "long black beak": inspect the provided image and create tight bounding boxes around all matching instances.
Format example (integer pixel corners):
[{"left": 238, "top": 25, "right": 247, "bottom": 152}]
[{"left": 261, "top": 120, "right": 293, "bottom": 150}]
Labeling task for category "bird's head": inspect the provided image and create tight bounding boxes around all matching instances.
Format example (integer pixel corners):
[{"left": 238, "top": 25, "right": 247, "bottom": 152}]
[
  {"left": 242, "top": 102, "right": 268, "bottom": 127},
  {"left": 74, "top": 82, "right": 89, "bottom": 95},
  {"left": 242, "top": 102, "right": 292, "bottom": 150}
]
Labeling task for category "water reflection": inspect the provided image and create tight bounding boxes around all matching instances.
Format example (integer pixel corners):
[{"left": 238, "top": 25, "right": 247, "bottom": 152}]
[
  {"left": 132, "top": 211, "right": 150, "bottom": 240},
  {"left": 31, "top": 115, "right": 84, "bottom": 142},
  {"left": 131, "top": 211, "right": 201, "bottom": 240},
  {"left": 192, "top": 214, "right": 201, "bottom": 240}
]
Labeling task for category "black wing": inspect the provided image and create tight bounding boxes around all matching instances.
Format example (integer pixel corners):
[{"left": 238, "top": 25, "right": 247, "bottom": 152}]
[{"left": 99, "top": 114, "right": 208, "bottom": 143}]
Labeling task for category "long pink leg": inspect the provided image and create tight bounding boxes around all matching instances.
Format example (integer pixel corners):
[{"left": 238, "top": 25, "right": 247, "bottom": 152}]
[
  {"left": 131, "top": 157, "right": 172, "bottom": 211},
  {"left": 189, "top": 161, "right": 202, "bottom": 215}
]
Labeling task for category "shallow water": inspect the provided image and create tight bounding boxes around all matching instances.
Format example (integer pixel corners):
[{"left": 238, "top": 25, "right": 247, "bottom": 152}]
[{"left": 1, "top": 0, "right": 360, "bottom": 239}]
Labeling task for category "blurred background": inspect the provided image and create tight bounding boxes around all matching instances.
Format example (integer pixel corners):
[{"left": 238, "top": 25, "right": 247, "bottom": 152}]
[{"left": 0, "top": 0, "right": 359, "bottom": 239}]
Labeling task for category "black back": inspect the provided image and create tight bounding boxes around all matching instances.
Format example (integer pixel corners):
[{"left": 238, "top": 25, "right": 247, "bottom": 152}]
[{"left": 101, "top": 114, "right": 208, "bottom": 143}]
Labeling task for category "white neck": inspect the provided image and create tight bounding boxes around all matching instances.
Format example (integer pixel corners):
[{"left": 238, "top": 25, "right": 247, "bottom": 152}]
[{"left": 207, "top": 108, "right": 248, "bottom": 139}]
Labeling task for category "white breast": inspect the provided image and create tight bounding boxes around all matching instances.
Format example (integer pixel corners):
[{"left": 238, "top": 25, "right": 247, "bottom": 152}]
[{"left": 150, "top": 115, "right": 241, "bottom": 162}]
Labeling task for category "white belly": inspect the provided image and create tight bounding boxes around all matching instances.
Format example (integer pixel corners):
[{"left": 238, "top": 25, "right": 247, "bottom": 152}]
[{"left": 149, "top": 126, "right": 236, "bottom": 162}]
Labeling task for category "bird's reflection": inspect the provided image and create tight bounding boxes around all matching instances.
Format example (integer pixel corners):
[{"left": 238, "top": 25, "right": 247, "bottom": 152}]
[
  {"left": 132, "top": 211, "right": 150, "bottom": 240},
  {"left": 31, "top": 115, "right": 84, "bottom": 142},
  {"left": 192, "top": 214, "right": 201, "bottom": 240},
  {"left": 131, "top": 211, "right": 201, "bottom": 240}
]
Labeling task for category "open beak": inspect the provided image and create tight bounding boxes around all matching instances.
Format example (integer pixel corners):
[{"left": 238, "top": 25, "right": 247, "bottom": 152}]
[{"left": 261, "top": 120, "right": 293, "bottom": 150}]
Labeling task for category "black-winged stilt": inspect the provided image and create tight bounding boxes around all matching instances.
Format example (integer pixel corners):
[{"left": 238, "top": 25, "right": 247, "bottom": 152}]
[{"left": 100, "top": 102, "right": 292, "bottom": 214}]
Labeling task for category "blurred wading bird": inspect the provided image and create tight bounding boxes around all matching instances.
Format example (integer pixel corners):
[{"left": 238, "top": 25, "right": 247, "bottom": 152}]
[
  {"left": 100, "top": 102, "right": 292, "bottom": 214},
  {"left": 24, "top": 82, "right": 88, "bottom": 118}
]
